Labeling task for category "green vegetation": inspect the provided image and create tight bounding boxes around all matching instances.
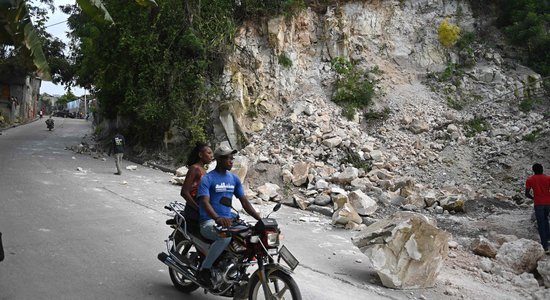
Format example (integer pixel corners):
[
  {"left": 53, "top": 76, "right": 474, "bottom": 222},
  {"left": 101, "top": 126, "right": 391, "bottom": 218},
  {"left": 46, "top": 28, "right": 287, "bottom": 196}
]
[
  {"left": 234, "top": 0, "right": 305, "bottom": 20},
  {"left": 447, "top": 97, "right": 465, "bottom": 111},
  {"left": 246, "top": 105, "right": 258, "bottom": 118},
  {"left": 496, "top": 0, "right": 550, "bottom": 76},
  {"left": 64, "top": 0, "right": 307, "bottom": 152},
  {"left": 517, "top": 75, "right": 544, "bottom": 112},
  {"left": 463, "top": 116, "right": 490, "bottom": 137},
  {"left": 439, "top": 63, "right": 463, "bottom": 82},
  {"left": 56, "top": 91, "right": 78, "bottom": 106},
  {"left": 523, "top": 129, "right": 541, "bottom": 142},
  {"left": 278, "top": 53, "right": 293, "bottom": 68},
  {"left": 0, "top": 0, "right": 155, "bottom": 81},
  {"left": 519, "top": 98, "right": 536, "bottom": 113},
  {"left": 341, "top": 147, "right": 371, "bottom": 172},
  {"left": 456, "top": 4, "right": 464, "bottom": 22},
  {"left": 438, "top": 18, "right": 461, "bottom": 48},
  {"left": 330, "top": 57, "right": 378, "bottom": 120},
  {"left": 456, "top": 31, "right": 476, "bottom": 51},
  {"left": 364, "top": 107, "right": 390, "bottom": 122},
  {"left": 445, "top": 90, "right": 482, "bottom": 111}
]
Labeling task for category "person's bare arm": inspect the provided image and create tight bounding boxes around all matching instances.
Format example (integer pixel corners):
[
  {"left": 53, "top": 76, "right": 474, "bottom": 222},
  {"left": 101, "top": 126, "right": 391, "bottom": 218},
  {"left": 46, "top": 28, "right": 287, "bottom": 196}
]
[
  {"left": 525, "top": 187, "right": 533, "bottom": 199},
  {"left": 180, "top": 166, "right": 199, "bottom": 210},
  {"left": 239, "top": 196, "right": 261, "bottom": 220},
  {"left": 202, "top": 196, "right": 232, "bottom": 227}
]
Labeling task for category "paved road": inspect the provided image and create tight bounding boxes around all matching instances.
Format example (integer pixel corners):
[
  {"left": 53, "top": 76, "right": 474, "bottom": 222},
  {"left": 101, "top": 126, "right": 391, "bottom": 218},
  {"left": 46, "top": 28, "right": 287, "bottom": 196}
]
[{"left": 0, "top": 119, "right": 404, "bottom": 300}]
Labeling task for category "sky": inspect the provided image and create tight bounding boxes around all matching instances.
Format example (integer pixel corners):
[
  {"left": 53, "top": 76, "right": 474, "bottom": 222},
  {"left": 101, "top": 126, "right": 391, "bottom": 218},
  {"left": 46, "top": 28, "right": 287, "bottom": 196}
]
[{"left": 40, "top": 0, "right": 86, "bottom": 97}]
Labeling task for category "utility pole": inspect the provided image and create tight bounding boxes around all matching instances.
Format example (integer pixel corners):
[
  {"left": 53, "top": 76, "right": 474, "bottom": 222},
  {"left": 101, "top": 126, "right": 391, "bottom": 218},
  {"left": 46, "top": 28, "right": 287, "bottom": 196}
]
[{"left": 84, "top": 90, "right": 87, "bottom": 117}]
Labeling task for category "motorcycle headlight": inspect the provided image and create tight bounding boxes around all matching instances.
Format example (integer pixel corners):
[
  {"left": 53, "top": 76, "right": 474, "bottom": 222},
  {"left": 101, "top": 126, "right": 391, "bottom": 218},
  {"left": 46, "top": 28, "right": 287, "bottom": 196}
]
[{"left": 266, "top": 231, "right": 279, "bottom": 247}]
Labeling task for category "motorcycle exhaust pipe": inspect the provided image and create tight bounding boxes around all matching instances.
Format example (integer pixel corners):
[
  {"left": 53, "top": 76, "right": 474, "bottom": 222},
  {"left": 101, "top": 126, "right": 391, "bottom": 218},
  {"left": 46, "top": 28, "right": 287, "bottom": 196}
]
[{"left": 157, "top": 252, "right": 200, "bottom": 285}]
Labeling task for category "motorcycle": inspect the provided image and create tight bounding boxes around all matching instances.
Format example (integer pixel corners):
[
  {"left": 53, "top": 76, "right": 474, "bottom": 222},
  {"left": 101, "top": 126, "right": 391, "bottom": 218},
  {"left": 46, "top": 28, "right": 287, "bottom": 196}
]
[
  {"left": 158, "top": 200, "right": 301, "bottom": 300},
  {"left": 45, "top": 118, "right": 54, "bottom": 131}
]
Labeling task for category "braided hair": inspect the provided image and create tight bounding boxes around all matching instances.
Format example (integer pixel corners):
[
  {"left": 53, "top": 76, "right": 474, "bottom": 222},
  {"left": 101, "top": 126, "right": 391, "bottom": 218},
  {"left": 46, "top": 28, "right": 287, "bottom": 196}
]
[{"left": 186, "top": 142, "right": 209, "bottom": 167}]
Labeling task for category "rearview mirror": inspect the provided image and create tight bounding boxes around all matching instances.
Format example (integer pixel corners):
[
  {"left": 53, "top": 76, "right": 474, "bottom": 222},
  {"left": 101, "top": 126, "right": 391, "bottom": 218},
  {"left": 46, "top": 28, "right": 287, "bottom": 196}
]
[{"left": 273, "top": 203, "right": 282, "bottom": 212}]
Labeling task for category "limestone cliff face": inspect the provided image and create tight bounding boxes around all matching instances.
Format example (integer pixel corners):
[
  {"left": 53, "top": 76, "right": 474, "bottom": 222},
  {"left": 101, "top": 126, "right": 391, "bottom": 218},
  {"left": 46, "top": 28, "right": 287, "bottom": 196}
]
[
  {"left": 216, "top": 0, "right": 475, "bottom": 147},
  {"left": 213, "top": 1, "right": 548, "bottom": 204}
]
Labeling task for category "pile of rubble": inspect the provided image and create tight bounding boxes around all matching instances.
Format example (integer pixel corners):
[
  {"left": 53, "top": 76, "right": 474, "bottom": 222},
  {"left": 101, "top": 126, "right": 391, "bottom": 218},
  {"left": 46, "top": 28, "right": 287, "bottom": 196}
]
[{"left": 214, "top": 41, "right": 550, "bottom": 295}]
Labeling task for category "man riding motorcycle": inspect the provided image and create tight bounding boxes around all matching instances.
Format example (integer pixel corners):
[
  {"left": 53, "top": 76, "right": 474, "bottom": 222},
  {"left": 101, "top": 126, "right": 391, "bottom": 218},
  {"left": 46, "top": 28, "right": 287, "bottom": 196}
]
[
  {"left": 196, "top": 145, "right": 261, "bottom": 287},
  {"left": 45, "top": 116, "right": 54, "bottom": 131}
]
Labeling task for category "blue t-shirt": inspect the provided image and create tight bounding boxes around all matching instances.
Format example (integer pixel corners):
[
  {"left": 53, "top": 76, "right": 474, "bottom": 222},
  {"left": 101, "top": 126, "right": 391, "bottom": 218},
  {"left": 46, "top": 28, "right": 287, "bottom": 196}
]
[{"left": 197, "top": 170, "right": 245, "bottom": 221}]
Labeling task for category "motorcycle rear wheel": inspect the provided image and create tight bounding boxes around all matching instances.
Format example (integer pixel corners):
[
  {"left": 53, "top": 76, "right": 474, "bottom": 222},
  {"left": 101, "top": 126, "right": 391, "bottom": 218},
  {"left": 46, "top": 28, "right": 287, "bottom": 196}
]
[
  {"left": 169, "top": 237, "right": 200, "bottom": 293},
  {"left": 248, "top": 270, "right": 301, "bottom": 300}
]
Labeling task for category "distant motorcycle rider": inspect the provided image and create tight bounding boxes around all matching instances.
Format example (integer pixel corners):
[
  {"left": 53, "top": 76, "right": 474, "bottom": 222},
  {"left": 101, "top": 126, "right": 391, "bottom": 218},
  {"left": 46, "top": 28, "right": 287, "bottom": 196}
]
[
  {"left": 196, "top": 145, "right": 261, "bottom": 286},
  {"left": 45, "top": 116, "right": 54, "bottom": 130}
]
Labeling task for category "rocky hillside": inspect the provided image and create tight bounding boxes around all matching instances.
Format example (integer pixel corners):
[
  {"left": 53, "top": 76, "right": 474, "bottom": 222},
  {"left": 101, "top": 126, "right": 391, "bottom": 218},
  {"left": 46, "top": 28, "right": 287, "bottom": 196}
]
[
  {"left": 201, "top": 0, "right": 550, "bottom": 297},
  {"left": 214, "top": 0, "right": 549, "bottom": 205},
  {"left": 134, "top": 0, "right": 550, "bottom": 298}
]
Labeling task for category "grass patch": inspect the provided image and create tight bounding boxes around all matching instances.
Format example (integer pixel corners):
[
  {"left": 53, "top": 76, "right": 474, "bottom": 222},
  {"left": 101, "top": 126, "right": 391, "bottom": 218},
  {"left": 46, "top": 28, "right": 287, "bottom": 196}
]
[
  {"left": 331, "top": 57, "right": 379, "bottom": 120},
  {"left": 464, "top": 116, "right": 490, "bottom": 137},
  {"left": 447, "top": 96, "right": 465, "bottom": 110},
  {"left": 341, "top": 147, "right": 371, "bottom": 172},
  {"left": 439, "top": 63, "right": 463, "bottom": 82},
  {"left": 523, "top": 129, "right": 541, "bottom": 142},
  {"left": 278, "top": 53, "right": 293, "bottom": 68},
  {"left": 519, "top": 98, "right": 536, "bottom": 113}
]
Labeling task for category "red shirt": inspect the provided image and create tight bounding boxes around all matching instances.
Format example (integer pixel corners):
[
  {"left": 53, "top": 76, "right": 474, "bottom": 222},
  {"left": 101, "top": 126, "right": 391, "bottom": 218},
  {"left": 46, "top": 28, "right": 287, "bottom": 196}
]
[{"left": 526, "top": 174, "right": 550, "bottom": 205}]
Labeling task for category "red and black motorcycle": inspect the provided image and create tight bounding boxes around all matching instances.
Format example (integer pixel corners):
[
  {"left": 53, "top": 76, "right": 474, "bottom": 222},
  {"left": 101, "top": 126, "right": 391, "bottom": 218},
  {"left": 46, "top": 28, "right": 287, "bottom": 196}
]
[
  {"left": 45, "top": 118, "right": 54, "bottom": 131},
  {"left": 158, "top": 200, "right": 301, "bottom": 300}
]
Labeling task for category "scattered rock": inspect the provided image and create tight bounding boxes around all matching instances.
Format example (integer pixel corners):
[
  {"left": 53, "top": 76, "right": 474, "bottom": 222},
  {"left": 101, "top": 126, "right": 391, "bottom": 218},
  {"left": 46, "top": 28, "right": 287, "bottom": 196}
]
[
  {"left": 495, "top": 238, "right": 545, "bottom": 275},
  {"left": 352, "top": 212, "right": 449, "bottom": 289}
]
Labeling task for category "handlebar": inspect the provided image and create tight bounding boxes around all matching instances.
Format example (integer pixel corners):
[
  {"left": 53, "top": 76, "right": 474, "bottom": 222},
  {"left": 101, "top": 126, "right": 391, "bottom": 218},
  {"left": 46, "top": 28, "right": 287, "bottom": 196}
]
[{"left": 165, "top": 201, "right": 254, "bottom": 234}]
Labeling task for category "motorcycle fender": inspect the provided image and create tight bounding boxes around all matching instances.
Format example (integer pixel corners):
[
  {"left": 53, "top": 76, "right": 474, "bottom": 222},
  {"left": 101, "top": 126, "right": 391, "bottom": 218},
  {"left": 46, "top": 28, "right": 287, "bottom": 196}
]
[{"left": 251, "top": 263, "right": 294, "bottom": 279}]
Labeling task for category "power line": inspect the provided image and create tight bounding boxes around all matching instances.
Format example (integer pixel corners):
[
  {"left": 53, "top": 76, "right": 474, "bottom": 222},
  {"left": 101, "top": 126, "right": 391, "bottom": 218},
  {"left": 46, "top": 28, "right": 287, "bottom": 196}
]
[{"left": 44, "top": 19, "right": 67, "bottom": 28}]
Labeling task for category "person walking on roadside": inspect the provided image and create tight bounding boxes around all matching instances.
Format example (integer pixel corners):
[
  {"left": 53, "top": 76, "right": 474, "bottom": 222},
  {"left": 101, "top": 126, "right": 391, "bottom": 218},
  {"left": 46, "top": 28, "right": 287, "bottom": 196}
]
[
  {"left": 108, "top": 130, "right": 125, "bottom": 175},
  {"left": 0, "top": 232, "right": 4, "bottom": 262},
  {"left": 196, "top": 145, "right": 261, "bottom": 286},
  {"left": 180, "top": 143, "right": 213, "bottom": 228},
  {"left": 525, "top": 163, "right": 550, "bottom": 254}
]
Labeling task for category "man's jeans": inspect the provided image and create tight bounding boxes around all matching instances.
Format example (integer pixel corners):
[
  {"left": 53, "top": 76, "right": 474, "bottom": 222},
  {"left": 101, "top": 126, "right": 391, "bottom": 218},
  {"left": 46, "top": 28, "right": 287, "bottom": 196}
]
[
  {"left": 535, "top": 205, "right": 550, "bottom": 250},
  {"left": 115, "top": 153, "right": 123, "bottom": 174},
  {"left": 199, "top": 219, "right": 231, "bottom": 270}
]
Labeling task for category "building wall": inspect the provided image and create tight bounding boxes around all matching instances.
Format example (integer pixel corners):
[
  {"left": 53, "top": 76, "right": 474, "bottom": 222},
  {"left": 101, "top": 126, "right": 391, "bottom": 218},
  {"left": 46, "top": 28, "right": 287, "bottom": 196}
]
[{"left": 0, "top": 76, "right": 41, "bottom": 123}]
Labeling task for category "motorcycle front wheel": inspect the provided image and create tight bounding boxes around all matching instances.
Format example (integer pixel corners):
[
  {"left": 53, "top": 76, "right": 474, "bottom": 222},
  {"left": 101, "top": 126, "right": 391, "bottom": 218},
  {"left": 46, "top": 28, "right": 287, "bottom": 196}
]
[
  {"left": 168, "top": 236, "right": 200, "bottom": 293},
  {"left": 248, "top": 270, "right": 302, "bottom": 300}
]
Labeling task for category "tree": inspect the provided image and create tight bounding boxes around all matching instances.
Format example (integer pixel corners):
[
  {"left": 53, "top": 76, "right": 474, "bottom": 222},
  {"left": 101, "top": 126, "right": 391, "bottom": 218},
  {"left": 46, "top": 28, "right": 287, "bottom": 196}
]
[
  {"left": 65, "top": 0, "right": 238, "bottom": 148},
  {"left": 56, "top": 90, "right": 77, "bottom": 106},
  {"left": 0, "top": 0, "right": 53, "bottom": 79},
  {"left": 0, "top": 0, "right": 156, "bottom": 81},
  {"left": 496, "top": 0, "right": 550, "bottom": 76}
]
